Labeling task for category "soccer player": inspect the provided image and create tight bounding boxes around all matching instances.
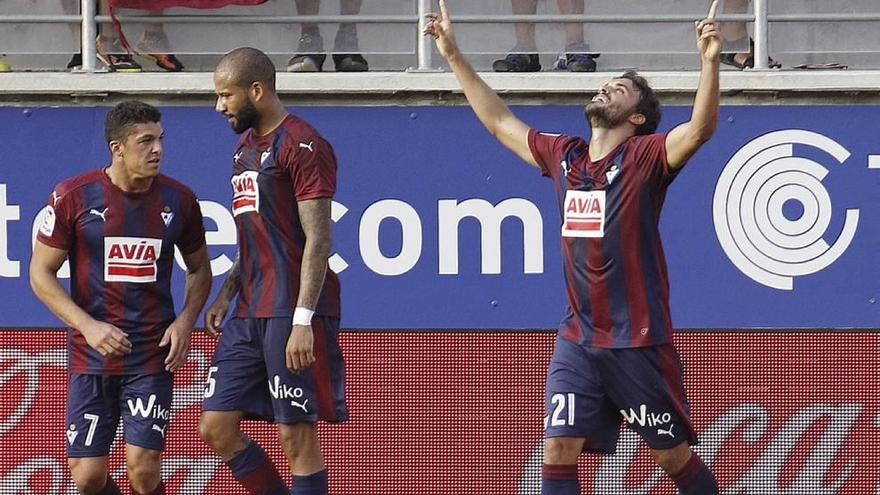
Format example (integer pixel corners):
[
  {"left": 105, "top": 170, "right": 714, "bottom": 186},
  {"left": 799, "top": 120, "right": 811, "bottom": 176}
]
[
  {"left": 30, "top": 101, "right": 211, "bottom": 495},
  {"left": 199, "top": 46, "right": 346, "bottom": 495},
  {"left": 425, "top": 1, "right": 721, "bottom": 494}
]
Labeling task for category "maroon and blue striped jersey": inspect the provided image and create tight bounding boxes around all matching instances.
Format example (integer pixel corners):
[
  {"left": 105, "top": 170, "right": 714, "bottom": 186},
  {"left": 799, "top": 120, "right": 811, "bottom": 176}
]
[
  {"left": 36, "top": 169, "right": 206, "bottom": 374},
  {"left": 230, "top": 114, "right": 340, "bottom": 319},
  {"left": 529, "top": 129, "right": 679, "bottom": 348}
]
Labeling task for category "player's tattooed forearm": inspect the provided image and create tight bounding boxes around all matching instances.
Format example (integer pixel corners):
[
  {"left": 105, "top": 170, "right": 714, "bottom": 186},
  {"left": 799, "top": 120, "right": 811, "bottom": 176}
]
[{"left": 220, "top": 252, "right": 242, "bottom": 297}]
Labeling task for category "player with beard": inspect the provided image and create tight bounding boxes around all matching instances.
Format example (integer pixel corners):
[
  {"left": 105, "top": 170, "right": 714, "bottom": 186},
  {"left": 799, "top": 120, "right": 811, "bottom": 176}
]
[
  {"left": 198, "top": 47, "right": 346, "bottom": 495},
  {"left": 425, "top": 1, "right": 721, "bottom": 494}
]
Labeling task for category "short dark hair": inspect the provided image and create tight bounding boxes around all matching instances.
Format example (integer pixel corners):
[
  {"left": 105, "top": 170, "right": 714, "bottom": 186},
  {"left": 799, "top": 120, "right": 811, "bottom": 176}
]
[
  {"left": 216, "top": 47, "right": 276, "bottom": 92},
  {"left": 104, "top": 101, "right": 161, "bottom": 144},
  {"left": 619, "top": 70, "right": 661, "bottom": 135}
]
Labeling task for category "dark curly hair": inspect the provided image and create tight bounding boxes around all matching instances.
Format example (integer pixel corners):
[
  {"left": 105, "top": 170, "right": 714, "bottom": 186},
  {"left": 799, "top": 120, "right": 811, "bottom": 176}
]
[{"left": 618, "top": 70, "right": 661, "bottom": 135}]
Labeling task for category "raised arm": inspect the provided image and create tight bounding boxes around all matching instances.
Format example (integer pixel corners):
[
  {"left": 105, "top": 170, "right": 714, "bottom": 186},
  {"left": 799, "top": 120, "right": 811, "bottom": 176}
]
[
  {"left": 424, "top": 0, "right": 538, "bottom": 168},
  {"left": 666, "top": 0, "right": 721, "bottom": 170}
]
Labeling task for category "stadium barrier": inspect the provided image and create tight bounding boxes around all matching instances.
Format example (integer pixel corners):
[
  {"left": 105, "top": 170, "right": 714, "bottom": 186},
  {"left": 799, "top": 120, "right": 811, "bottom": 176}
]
[{"left": 1, "top": 329, "right": 878, "bottom": 494}]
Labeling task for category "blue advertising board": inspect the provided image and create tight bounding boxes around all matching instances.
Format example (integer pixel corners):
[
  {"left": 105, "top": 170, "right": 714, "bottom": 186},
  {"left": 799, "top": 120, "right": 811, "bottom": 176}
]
[{"left": 0, "top": 105, "right": 878, "bottom": 328}]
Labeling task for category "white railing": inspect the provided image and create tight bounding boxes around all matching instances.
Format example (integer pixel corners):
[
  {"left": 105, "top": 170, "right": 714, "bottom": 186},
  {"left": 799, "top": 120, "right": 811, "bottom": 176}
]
[{"left": 0, "top": 0, "right": 874, "bottom": 72}]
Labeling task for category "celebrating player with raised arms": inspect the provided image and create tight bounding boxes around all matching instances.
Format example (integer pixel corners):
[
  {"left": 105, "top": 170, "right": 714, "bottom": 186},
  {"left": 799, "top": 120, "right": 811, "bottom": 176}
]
[{"left": 425, "top": 1, "right": 722, "bottom": 493}]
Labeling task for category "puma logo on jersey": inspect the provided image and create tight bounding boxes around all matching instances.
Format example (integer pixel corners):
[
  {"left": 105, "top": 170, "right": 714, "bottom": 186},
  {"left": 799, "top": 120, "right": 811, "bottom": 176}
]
[
  {"left": 52, "top": 190, "right": 60, "bottom": 206},
  {"left": 299, "top": 141, "right": 314, "bottom": 152},
  {"left": 233, "top": 150, "right": 243, "bottom": 163},
  {"left": 291, "top": 398, "right": 309, "bottom": 413},
  {"left": 90, "top": 207, "right": 109, "bottom": 222},
  {"left": 260, "top": 150, "right": 272, "bottom": 164},
  {"left": 231, "top": 171, "right": 260, "bottom": 216},
  {"left": 657, "top": 424, "right": 675, "bottom": 438},
  {"left": 152, "top": 423, "right": 168, "bottom": 438},
  {"left": 104, "top": 237, "right": 163, "bottom": 283}
]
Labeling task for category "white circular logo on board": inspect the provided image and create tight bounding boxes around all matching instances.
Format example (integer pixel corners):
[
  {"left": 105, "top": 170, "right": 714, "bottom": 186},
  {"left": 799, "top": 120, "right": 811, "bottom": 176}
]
[{"left": 713, "top": 130, "right": 859, "bottom": 290}]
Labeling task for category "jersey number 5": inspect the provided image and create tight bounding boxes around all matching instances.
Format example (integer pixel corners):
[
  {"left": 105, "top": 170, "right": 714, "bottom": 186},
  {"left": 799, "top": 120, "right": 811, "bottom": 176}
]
[{"left": 204, "top": 366, "right": 219, "bottom": 398}]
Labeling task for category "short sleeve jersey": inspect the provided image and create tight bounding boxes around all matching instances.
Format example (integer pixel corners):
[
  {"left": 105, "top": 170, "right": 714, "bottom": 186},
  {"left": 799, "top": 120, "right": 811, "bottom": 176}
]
[
  {"left": 230, "top": 114, "right": 341, "bottom": 318},
  {"left": 36, "top": 169, "right": 206, "bottom": 374},
  {"left": 528, "top": 129, "right": 679, "bottom": 348}
]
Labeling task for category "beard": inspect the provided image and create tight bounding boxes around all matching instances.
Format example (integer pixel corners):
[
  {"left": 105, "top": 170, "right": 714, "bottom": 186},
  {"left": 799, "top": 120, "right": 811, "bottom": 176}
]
[
  {"left": 585, "top": 102, "right": 632, "bottom": 129},
  {"left": 230, "top": 100, "right": 260, "bottom": 134}
]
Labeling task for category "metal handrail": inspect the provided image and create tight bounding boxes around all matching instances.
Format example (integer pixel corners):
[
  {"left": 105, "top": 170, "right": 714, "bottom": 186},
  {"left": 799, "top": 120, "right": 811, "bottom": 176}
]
[
  {"left": 753, "top": 0, "right": 768, "bottom": 69},
  {"left": 9, "top": 12, "right": 880, "bottom": 23},
  {"left": 0, "top": 0, "right": 873, "bottom": 72},
  {"left": 0, "top": 14, "right": 760, "bottom": 23}
]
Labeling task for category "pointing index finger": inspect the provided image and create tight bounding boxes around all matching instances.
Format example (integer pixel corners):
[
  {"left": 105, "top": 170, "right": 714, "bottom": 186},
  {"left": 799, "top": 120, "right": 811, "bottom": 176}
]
[
  {"left": 439, "top": 0, "right": 449, "bottom": 20},
  {"left": 706, "top": 0, "right": 718, "bottom": 21}
]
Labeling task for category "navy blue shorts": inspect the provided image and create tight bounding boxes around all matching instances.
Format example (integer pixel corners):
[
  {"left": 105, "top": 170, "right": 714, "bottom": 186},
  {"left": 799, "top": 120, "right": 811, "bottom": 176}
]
[
  {"left": 66, "top": 372, "right": 172, "bottom": 457},
  {"left": 202, "top": 316, "right": 348, "bottom": 424},
  {"left": 544, "top": 336, "right": 696, "bottom": 454}
]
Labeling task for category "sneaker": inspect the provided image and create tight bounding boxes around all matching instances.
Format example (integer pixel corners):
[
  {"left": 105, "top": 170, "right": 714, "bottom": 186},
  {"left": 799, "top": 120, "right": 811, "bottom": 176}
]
[
  {"left": 145, "top": 53, "right": 184, "bottom": 72},
  {"left": 492, "top": 53, "right": 540, "bottom": 72},
  {"left": 287, "top": 33, "right": 325, "bottom": 72},
  {"left": 137, "top": 31, "right": 184, "bottom": 72},
  {"left": 553, "top": 43, "right": 599, "bottom": 72},
  {"left": 67, "top": 53, "right": 82, "bottom": 70},
  {"left": 333, "top": 53, "right": 368, "bottom": 72},
  {"left": 96, "top": 35, "right": 142, "bottom": 72},
  {"left": 0, "top": 57, "right": 10, "bottom": 72}
]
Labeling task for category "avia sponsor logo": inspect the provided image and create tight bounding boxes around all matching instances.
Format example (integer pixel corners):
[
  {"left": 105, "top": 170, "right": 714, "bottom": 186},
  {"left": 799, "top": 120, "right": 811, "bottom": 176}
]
[
  {"left": 268, "top": 375, "right": 309, "bottom": 413},
  {"left": 619, "top": 404, "right": 672, "bottom": 428},
  {"left": 231, "top": 171, "right": 260, "bottom": 217},
  {"left": 561, "top": 189, "right": 606, "bottom": 238},
  {"left": 126, "top": 394, "right": 170, "bottom": 421},
  {"left": 104, "top": 237, "right": 162, "bottom": 283}
]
